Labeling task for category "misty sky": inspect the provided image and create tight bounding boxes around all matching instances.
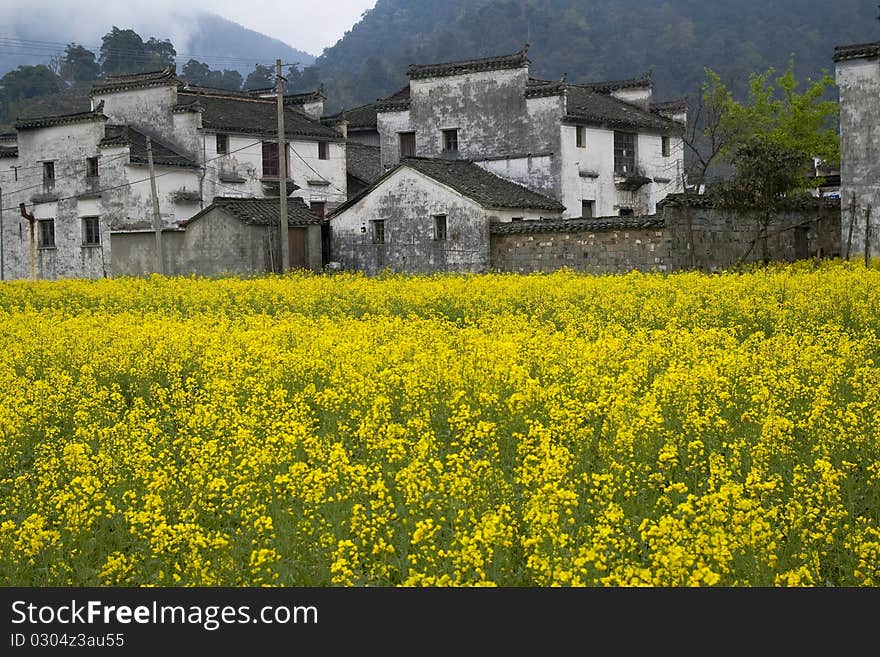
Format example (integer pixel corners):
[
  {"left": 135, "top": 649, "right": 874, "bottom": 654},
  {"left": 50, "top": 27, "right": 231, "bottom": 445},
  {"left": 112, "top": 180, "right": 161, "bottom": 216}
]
[{"left": 0, "top": 0, "right": 379, "bottom": 57}]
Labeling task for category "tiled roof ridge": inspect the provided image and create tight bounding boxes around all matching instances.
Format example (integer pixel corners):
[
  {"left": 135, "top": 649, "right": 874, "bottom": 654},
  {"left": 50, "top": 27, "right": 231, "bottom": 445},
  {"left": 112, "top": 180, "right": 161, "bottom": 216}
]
[
  {"left": 15, "top": 105, "right": 107, "bottom": 130},
  {"left": 183, "top": 195, "right": 321, "bottom": 227},
  {"left": 575, "top": 71, "right": 653, "bottom": 93},
  {"left": 408, "top": 46, "right": 530, "bottom": 79},
  {"left": 283, "top": 86, "right": 325, "bottom": 104},
  {"left": 833, "top": 41, "right": 880, "bottom": 61},
  {"left": 490, "top": 215, "right": 665, "bottom": 235},
  {"left": 92, "top": 67, "right": 178, "bottom": 94}
]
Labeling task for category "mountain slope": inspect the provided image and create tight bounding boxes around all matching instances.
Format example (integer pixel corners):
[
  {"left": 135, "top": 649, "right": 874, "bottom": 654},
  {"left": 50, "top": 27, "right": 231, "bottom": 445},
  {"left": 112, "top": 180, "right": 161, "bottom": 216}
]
[
  {"left": 0, "top": 11, "right": 315, "bottom": 78},
  {"left": 316, "top": 0, "right": 880, "bottom": 114}
]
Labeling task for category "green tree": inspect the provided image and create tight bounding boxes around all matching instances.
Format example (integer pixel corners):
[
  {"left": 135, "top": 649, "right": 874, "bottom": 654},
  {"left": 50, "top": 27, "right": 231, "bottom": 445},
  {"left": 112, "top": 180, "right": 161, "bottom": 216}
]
[
  {"left": 60, "top": 43, "right": 101, "bottom": 84},
  {"left": 697, "top": 61, "right": 840, "bottom": 263},
  {"left": 242, "top": 64, "right": 275, "bottom": 91},
  {"left": 0, "top": 65, "right": 65, "bottom": 125},
  {"left": 181, "top": 59, "right": 243, "bottom": 91},
  {"left": 100, "top": 27, "right": 147, "bottom": 76},
  {"left": 144, "top": 37, "right": 176, "bottom": 70}
]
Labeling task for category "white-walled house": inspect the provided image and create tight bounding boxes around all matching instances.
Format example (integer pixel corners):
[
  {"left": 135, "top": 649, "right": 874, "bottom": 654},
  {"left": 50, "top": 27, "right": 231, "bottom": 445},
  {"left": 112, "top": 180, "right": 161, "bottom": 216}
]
[
  {"left": 329, "top": 157, "right": 564, "bottom": 274},
  {"left": 0, "top": 105, "right": 202, "bottom": 281},
  {"left": 834, "top": 41, "right": 880, "bottom": 258},
  {"left": 0, "top": 68, "right": 346, "bottom": 280},
  {"left": 371, "top": 48, "right": 686, "bottom": 218}
]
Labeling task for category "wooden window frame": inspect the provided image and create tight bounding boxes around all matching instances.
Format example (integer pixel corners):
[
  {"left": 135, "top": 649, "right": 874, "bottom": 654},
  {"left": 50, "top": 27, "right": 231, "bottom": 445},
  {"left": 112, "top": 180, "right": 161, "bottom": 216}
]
[
  {"left": 37, "top": 219, "right": 55, "bottom": 248},
  {"left": 433, "top": 214, "right": 447, "bottom": 241},
  {"left": 82, "top": 216, "right": 100, "bottom": 246}
]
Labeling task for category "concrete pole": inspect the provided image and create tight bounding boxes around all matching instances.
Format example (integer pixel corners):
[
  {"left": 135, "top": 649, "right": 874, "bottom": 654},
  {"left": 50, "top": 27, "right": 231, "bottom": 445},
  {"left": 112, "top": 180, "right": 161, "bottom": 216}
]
[
  {"left": 276, "top": 59, "right": 289, "bottom": 273},
  {"left": 146, "top": 136, "right": 165, "bottom": 275}
]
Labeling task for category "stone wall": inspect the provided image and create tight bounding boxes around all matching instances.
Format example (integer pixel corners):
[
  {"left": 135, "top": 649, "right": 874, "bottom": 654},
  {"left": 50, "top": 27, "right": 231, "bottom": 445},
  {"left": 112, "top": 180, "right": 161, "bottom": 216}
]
[
  {"left": 490, "top": 217, "right": 670, "bottom": 273},
  {"left": 489, "top": 198, "right": 842, "bottom": 275},
  {"left": 660, "top": 196, "right": 841, "bottom": 270}
]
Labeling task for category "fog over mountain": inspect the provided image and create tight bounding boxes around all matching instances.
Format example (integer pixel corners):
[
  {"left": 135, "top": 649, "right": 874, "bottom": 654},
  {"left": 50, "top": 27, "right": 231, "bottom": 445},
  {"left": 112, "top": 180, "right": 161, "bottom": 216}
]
[{"left": 0, "top": 5, "right": 315, "bottom": 77}]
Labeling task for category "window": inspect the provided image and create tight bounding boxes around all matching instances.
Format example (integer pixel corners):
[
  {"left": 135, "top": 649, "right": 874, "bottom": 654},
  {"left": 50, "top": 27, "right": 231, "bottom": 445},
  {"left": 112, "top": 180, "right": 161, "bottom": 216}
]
[
  {"left": 581, "top": 200, "right": 595, "bottom": 218},
  {"left": 318, "top": 141, "right": 329, "bottom": 160},
  {"left": 261, "top": 141, "right": 289, "bottom": 178},
  {"left": 82, "top": 217, "right": 100, "bottom": 246},
  {"left": 433, "top": 214, "right": 447, "bottom": 241},
  {"left": 512, "top": 217, "right": 524, "bottom": 222},
  {"left": 576, "top": 126, "right": 586, "bottom": 149},
  {"left": 619, "top": 208, "right": 635, "bottom": 217},
  {"left": 311, "top": 201, "right": 326, "bottom": 220},
  {"left": 86, "top": 157, "right": 99, "bottom": 179},
  {"left": 614, "top": 131, "right": 636, "bottom": 175},
  {"left": 662, "top": 136, "right": 670, "bottom": 157},
  {"left": 216, "top": 134, "right": 229, "bottom": 155},
  {"left": 37, "top": 219, "right": 55, "bottom": 248},
  {"left": 43, "top": 161, "right": 55, "bottom": 189},
  {"left": 442, "top": 129, "right": 459, "bottom": 152},
  {"left": 371, "top": 220, "right": 385, "bottom": 244},
  {"left": 399, "top": 132, "right": 416, "bottom": 159}
]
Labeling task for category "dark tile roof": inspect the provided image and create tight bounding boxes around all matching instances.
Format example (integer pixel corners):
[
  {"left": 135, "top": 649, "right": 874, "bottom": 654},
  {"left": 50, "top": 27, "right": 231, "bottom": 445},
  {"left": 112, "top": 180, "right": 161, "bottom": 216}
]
[
  {"left": 182, "top": 196, "right": 321, "bottom": 227},
  {"left": 283, "top": 88, "right": 325, "bottom": 106},
  {"left": 491, "top": 216, "right": 665, "bottom": 234},
  {"left": 346, "top": 142, "right": 382, "bottom": 184},
  {"left": 100, "top": 125, "right": 198, "bottom": 168},
  {"left": 578, "top": 72, "right": 653, "bottom": 94},
  {"left": 834, "top": 42, "right": 880, "bottom": 62},
  {"left": 565, "top": 85, "right": 681, "bottom": 133},
  {"left": 408, "top": 47, "right": 530, "bottom": 80},
  {"left": 651, "top": 98, "right": 689, "bottom": 114},
  {"left": 92, "top": 67, "right": 179, "bottom": 94},
  {"left": 176, "top": 91, "right": 343, "bottom": 141},
  {"left": 0, "top": 146, "right": 18, "bottom": 158},
  {"left": 330, "top": 156, "right": 564, "bottom": 218},
  {"left": 15, "top": 106, "right": 106, "bottom": 131},
  {"left": 325, "top": 103, "right": 378, "bottom": 130}
]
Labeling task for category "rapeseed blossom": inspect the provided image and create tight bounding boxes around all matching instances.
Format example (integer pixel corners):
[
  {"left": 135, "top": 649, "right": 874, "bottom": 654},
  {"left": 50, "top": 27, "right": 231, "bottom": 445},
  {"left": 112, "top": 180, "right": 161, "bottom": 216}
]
[{"left": 0, "top": 261, "right": 878, "bottom": 586}]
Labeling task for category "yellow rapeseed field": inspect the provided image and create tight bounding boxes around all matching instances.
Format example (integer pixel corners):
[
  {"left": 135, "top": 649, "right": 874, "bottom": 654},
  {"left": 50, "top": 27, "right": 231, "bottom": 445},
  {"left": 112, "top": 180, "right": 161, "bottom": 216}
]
[{"left": 1, "top": 261, "right": 878, "bottom": 586}]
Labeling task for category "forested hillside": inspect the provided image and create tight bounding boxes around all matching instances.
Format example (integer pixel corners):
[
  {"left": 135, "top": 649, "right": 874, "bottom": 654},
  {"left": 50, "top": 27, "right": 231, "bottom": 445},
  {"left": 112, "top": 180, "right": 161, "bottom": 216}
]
[{"left": 315, "top": 0, "right": 879, "bottom": 113}]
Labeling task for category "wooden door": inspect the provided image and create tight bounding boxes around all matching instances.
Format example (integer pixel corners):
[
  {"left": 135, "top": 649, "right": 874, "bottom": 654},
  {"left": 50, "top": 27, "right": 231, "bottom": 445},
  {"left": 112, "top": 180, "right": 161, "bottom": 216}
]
[{"left": 288, "top": 228, "right": 307, "bottom": 270}]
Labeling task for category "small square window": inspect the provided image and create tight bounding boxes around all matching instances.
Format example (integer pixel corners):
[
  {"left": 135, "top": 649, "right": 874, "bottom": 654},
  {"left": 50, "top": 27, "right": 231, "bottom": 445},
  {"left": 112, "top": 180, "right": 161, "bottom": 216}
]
[
  {"left": 662, "top": 136, "right": 670, "bottom": 157},
  {"left": 43, "top": 161, "right": 55, "bottom": 189},
  {"left": 442, "top": 129, "right": 458, "bottom": 152},
  {"left": 311, "top": 201, "right": 326, "bottom": 220},
  {"left": 216, "top": 134, "right": 229, "bottom": 155},
  {"left": 619, "top": 208, "right": 635, "bottom": 217},
  {"left": 399, "top": 132, "right": 416, "bottom": 158},
  {"left": 38, "top": 219, "right": 55, "bottom": 248},
  {"left": 82, "top": 217, "right": 100, "bottom": 246},
  {"left": 576, "top": 126, "right": 586, "bottom": 149},
  {"left": 86, "top": 157, "right": 99, "bottom": 178},
  {"left": 581, "top": 200, "right": 595, "bottom": 218},
  {"left": 433, "top": 214, "right": 447, "bottom": 241},
  {"left": 318, "top": 141, "right": 329, "bottom": 160},
  {"left": 371, "top": 219, "right": 385, "bottom": 244}
]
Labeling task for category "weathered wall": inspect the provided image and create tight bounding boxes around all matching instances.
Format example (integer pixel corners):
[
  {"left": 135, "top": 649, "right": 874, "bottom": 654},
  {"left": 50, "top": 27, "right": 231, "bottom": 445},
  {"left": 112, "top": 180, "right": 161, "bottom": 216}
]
[
  {"left": 201, "top": 135, "right": 347, "bottom": 213},
  {"left": 475, "top": 154, "right": 558, "bottom": 202},
  {"left": 661, "top": 198, "right": 841, "bottom": 270},
  {"left": 490, "top": 200, "right": 841, "bottom": 275},
  {"left": 93, "top": 86, "right": 181, "bottom": 151},
  {"left": 330, "top": 167, "right": 490, "bottom": 274},
  {"left": 112, "top": 210, "right": 323, "bottom": 276},
  {"left": 559, "top": 123, "right": 684, "bottom": 219},
  {"left": 378, "top": 68, "right": 563, "bottom": 173},
  {"left": 491, "top": 218, "right": 671, "bottom": 274},
  {"left": 836, "top": 56, "right": 880, "bottom": 258},
  {"left": 3, "top": 120, "right": 118, "bottom": 280}
]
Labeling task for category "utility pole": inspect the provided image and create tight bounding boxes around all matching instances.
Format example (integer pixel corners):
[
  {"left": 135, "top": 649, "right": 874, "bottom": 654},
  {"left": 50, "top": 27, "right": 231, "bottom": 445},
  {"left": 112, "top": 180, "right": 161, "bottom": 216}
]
[
  {"left": 145, "top": 135, "right": 165, "bottom": 275},
  {"left": 276, "top": 58, "right": 290, "bottom": 273},
  {"left": 19, "top": 203, "right": 35, "bottom": 281}
]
